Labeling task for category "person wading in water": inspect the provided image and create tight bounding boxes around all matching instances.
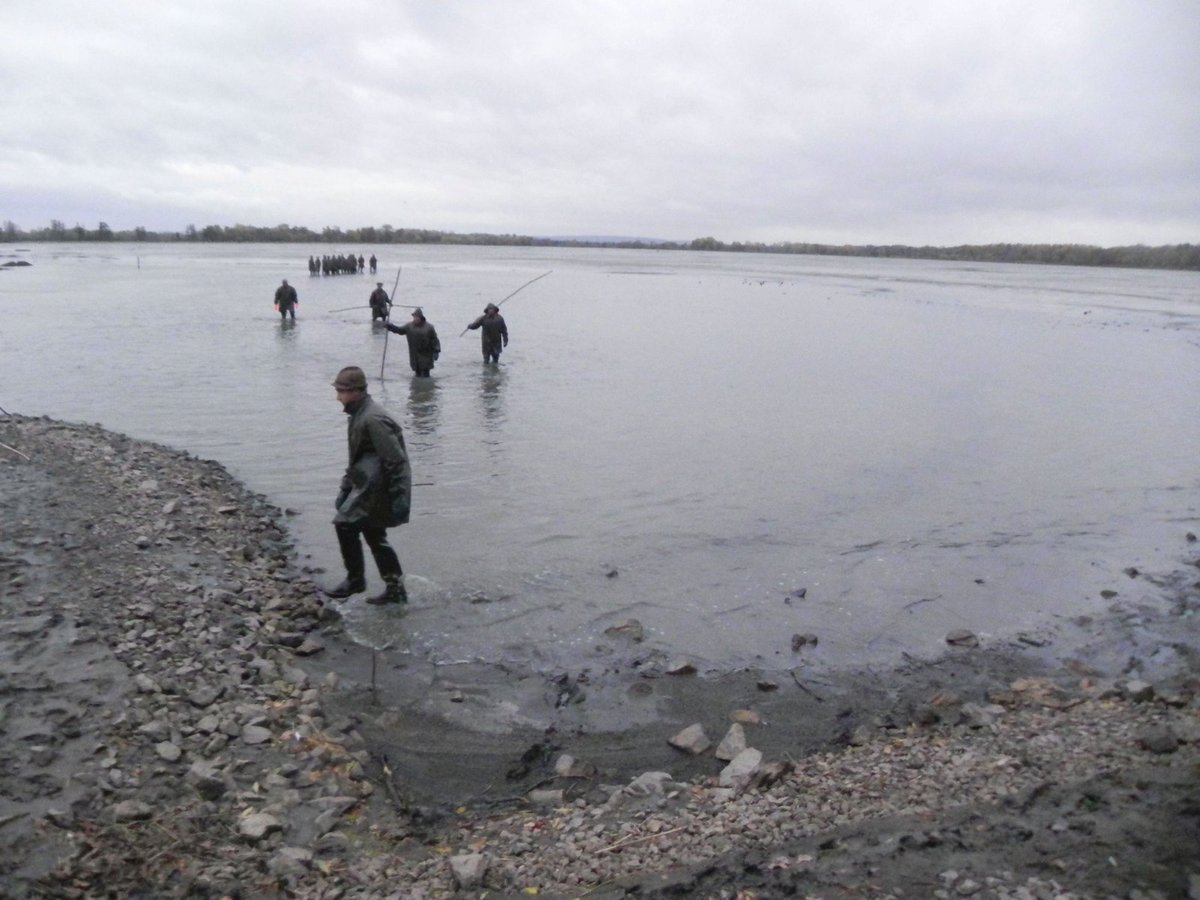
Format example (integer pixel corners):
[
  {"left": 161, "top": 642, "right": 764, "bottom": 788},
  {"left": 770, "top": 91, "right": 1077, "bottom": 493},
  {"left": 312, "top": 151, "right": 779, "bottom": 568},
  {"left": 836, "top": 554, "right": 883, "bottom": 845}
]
[
  {"left": 465, "top": 303, "right": 509, "bottom": 363},
  {"left": 324, "top": 366, "right": 411, "bottom": 605},
  {"left": 385, "top": 308, "right": 441, "bottom": 377}
]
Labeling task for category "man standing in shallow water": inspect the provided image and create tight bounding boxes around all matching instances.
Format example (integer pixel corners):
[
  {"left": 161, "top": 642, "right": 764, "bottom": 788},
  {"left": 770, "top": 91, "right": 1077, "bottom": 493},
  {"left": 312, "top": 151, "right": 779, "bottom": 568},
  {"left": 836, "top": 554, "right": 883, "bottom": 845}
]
[
  {"left": 324, "top": 366, "right": 411, "bottom": 605},
  {"left": 386, "top": 307, "right": 441, "bottom": 377},
  {"left": 466, "top": 303, "right": 509, "bottom": 363},
  {"left": 274, "top": 279, "right": 298, "bottom": 320}
]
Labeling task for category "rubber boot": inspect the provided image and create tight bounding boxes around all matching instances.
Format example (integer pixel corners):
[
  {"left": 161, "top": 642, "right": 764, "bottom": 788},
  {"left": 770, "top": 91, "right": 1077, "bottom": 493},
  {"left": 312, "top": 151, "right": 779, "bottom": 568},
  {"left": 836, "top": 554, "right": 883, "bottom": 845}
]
[
  {"left": 367, "top": 576, "right": 407, "bottom": 605},
  {"left": 324, "top": 575, "right": 366, "bottom": 598}
]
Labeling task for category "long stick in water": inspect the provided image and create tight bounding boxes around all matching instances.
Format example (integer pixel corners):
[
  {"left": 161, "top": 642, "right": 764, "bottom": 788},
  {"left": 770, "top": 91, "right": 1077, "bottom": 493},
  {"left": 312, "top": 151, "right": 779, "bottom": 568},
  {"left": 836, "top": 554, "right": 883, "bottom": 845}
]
[
  {"left": 459, "top": 270, "right": 552, "bottom": 336},
  {"left": 380, "top": 266, "right": 402, "bottom": 380},
  {"left": 331, "top": 304, "right": 418, "bottom": 313}
]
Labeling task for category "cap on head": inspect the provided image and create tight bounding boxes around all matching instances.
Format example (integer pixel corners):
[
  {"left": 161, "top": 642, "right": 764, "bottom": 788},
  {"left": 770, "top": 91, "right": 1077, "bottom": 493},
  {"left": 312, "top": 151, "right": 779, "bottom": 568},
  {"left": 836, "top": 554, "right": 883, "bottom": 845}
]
[
  {"left": 412, "top": 307, "right": 424, "bottom": 319},
  {"left": 377, "top": 282, "right": 383, "bottom": 286},
  {"left": 485, "top": 303, "right": 499, "bottom": 313},
  {"left": 332, "top": 366, "right": 367, "bottom": 391}
]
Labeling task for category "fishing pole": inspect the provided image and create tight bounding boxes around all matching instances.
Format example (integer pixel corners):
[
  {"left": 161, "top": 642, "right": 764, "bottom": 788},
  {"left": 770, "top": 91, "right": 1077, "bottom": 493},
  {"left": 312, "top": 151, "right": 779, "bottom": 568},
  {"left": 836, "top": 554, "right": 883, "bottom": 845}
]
[
  {"left": 459, "top": 270, "right": 552, "bottom": 336},
  {"left": 330, "top": 304, "right": 419, "bottom": 313},
  {"left": 380, "top": 266, "right": 402, "bottom": 380}
]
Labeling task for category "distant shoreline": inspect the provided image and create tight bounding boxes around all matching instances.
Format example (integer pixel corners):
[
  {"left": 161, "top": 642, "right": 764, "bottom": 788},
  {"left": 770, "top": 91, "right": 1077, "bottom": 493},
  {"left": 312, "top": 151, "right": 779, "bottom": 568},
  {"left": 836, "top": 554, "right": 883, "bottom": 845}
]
[{"left": 2, "top": 225, "right": 1197, "bottom": 271}]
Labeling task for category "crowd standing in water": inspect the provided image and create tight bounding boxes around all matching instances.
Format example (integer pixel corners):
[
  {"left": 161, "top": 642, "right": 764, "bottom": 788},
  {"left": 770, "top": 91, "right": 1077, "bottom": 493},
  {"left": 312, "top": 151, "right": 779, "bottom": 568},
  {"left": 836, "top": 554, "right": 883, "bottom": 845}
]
[{"left": 308, "top": 253, "right": 375, "bottom": 275}]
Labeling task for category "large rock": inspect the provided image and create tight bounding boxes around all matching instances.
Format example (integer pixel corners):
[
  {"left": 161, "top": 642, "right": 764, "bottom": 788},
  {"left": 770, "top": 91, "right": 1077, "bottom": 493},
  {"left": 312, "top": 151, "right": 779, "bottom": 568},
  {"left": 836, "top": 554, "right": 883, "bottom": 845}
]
[
  {"left": 718, "top": 747, "right": 763, "bottom": 788},
  {"left": 668, "top": 723, "right": 710, "bottom": 755},
  {"left": 715, "top": 723, "right": 747, "bottom": 761}
]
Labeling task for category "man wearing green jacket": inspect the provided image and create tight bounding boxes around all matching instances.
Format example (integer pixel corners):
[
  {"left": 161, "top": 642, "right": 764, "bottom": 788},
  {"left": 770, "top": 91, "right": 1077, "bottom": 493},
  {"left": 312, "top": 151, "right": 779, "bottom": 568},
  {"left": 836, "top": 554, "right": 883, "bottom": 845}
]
[{"left": 325, "top": 366, "right": 411, "bottom": 604}]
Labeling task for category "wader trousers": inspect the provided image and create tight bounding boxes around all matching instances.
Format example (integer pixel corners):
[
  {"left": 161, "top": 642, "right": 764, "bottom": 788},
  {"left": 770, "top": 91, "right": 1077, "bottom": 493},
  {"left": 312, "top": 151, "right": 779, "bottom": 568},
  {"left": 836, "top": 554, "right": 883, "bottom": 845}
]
[{"left": 335, "top": 522, "right": 402, "bottom": 582}]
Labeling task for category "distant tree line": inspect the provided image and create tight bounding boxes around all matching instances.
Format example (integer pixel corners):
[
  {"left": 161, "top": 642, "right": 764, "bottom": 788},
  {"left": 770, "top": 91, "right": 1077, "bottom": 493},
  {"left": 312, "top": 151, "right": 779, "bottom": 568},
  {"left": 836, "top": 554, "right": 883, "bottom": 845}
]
[{"left": 2, "top": 218, "right": 1196, "bottom": 271}]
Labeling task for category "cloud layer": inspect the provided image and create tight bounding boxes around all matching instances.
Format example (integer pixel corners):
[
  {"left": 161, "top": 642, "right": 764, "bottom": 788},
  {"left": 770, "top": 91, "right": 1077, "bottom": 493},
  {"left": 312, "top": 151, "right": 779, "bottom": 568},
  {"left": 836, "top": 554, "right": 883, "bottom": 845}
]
[{"left": 3, "top": 0, "right": 1197, "bottom": 245}]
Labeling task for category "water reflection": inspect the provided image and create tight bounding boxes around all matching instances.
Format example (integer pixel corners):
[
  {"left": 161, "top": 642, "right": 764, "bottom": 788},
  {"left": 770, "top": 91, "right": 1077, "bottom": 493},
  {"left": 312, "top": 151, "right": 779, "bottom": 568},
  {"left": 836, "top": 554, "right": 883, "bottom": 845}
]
[
  {"left": 476, "top": 365, "right": 506, "bottom": 429},
  {"left": 277, "top": 318, "right": 298, "bottom": 339},
  {"left": 406, "top": 376, "right": 441, "bottom": 437}
]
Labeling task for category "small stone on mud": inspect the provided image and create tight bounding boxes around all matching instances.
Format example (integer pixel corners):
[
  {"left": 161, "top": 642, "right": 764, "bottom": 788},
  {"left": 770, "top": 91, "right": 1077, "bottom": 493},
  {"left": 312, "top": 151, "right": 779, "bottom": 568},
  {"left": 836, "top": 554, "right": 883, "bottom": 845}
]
[{"left": 945, "top": 629, "right": 979, "bottom": 648}]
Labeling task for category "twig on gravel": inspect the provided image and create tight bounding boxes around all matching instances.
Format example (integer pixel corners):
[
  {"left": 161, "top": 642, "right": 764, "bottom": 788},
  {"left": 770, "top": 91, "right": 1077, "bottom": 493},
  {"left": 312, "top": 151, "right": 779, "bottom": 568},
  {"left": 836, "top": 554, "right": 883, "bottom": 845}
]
[
  {"left": 379, "top": 754, "right": 411, "bottom": 816},
  {"left": 1, "top": 440, "right": 31, "bottom": 460},
  {"left": 597, "top": 825, "right": 689, "bottom": 855}
]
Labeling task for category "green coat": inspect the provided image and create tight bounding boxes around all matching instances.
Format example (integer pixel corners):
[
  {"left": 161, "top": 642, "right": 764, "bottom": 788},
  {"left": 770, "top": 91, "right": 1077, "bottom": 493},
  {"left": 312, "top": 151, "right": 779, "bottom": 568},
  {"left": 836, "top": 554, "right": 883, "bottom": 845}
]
[
  {"left": 334, "top": 395, "right": 411, "bottom": 528},
  {"left": 386, "top": 320, "right": 441, "bottom": 373}
]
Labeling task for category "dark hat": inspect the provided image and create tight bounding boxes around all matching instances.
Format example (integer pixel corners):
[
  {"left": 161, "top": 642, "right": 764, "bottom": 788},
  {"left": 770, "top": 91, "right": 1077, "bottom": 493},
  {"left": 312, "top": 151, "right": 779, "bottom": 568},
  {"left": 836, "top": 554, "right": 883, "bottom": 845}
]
[
  {"left": 376, "top": 282, "right": 383, "bottom": 286},
  {"left": 332, "top": 366, "right": 367, "bottom": 391},
  {"left": 411, "top": 307, "right": 425, "bottom": 319},
  {"left": 484, "top": 303, "right": 499, "bottom": 313}
]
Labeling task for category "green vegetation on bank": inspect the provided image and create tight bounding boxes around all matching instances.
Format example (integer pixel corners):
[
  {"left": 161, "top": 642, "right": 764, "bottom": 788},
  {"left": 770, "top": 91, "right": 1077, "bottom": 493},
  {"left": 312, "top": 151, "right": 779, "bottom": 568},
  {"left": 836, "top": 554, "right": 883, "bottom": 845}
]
[{"left": 2, "top": 218, "right": 1197, "bottom": 271}]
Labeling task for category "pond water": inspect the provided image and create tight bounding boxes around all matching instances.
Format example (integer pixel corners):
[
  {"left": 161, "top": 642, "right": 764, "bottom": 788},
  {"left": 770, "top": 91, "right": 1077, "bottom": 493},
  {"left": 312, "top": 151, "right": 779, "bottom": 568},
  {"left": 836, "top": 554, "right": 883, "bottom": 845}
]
[{"left": 2, "top": 243, "right": 1198, "bottom": 675}]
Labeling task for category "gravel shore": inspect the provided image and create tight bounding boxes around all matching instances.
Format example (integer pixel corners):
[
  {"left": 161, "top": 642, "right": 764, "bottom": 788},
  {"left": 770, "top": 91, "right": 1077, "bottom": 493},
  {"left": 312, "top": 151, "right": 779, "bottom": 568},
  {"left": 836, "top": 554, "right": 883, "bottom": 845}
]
[{"left": 2, "top": 414, "right": 1198, "bottom": 898}]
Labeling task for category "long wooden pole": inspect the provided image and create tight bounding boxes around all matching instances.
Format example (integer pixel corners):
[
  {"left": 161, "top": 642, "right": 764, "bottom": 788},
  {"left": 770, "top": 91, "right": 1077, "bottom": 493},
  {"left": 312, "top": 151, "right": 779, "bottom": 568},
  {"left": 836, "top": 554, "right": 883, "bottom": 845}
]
[
  {"left": 380, "top": 266, "right": 402, "bottom": 380},
  {"left": 460, "top": 270, "right": 551, "bottom": 336}
]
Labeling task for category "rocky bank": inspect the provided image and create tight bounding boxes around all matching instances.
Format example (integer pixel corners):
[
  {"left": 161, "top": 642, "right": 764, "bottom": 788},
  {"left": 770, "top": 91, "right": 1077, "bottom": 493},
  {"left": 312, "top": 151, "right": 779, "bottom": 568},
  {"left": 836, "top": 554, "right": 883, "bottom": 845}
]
[{"left": 1, "top": 414, "right": 1198, "bottom": 898}]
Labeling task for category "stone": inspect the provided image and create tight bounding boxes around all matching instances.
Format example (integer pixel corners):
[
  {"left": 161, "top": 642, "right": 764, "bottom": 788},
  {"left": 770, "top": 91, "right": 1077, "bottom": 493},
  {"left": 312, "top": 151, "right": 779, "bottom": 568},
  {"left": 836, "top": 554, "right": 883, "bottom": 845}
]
[
  {"left": 154, "top": 741, "right": 183, "bottom": 762},
  {"left": 621, "top": 771, "right": 682, "bottom": 798},
  {"left": 718, "top": 747, "right": 763, "bottom": 788},
  {"left": 731, "top": 709, "right": 761, "bottom": 725},
  {"left": 268, "top": 846, "right": 313, "bottom": 877},
  {"left": 239, "top": 812, "right": 282, "bottom": 842},
  {"left": 136, "top": 719, "right": 171, "bottom": 740},
  {"left": 186, "top": 761, "right": 227, "bottom": 800},
  {"left": 449, "top": 852, "right": 489, "bottom": 889},
  {"left": 294, "top": 638, "right": 324, "bottom": 656},
  {"left": 604, "top": 619, "right": 644, "bottom": 642},
  {"left": 665, "top": 657, "right": 696, "bottom": 675},
  {"left": 668, "top": 723, "right": 710, "bottom": 755},
  {"left": 945, "top": 629, "right": 979, "bottom": 648},
  {"left": 188, "top": 686, "right": 221, "bottom": 708},
  {"left": 1137, "top": 726, "right": 1179, "bottom": 754},
  {"left": 242, "top": 724, "right": 273, "bottom": 745},
  {"left": 133, "top": 673, "right": 161, "bottom": 694},
  {"left": 715, "top": 723, "right": 747, "bottom": 761},
  {"left": 1123, "top": 679, "right": 1155, "bottom": 703},
  {"left": 112, "top": 800, "right": 153, "bottom": 823}
]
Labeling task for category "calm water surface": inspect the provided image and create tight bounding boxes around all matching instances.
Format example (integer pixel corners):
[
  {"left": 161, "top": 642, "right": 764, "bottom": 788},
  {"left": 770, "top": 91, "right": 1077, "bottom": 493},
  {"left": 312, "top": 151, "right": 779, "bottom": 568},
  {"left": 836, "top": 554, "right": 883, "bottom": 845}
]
[{"left": 3, "top": 243, "right": 1198, "bottom": 674}]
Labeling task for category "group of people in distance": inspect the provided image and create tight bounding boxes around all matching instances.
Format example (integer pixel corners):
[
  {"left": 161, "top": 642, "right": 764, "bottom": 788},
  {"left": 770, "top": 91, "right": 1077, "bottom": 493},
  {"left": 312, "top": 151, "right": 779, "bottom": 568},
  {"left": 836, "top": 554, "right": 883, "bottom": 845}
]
[
  {"left": 308, "top": 253, "right": 378, "bottom": 276},
  {"left": 321, "top": 288, "right": 511, "bottom": 609}
]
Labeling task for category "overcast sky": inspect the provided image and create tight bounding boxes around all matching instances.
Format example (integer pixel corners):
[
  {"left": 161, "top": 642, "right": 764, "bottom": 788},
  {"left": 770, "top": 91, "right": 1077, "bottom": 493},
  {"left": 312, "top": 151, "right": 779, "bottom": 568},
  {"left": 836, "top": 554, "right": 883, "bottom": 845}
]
[{"left": 3, "top": 1, "right": 1197, "bottom": 246}]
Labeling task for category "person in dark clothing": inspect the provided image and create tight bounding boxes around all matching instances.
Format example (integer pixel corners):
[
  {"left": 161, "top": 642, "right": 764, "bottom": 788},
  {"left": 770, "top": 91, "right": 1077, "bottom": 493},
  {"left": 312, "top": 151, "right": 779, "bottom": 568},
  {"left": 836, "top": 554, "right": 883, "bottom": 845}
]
[
  {"left": 386, "top": 308, "right": 441, "bottom": 377},
  {"left": 466, "top": 303, "right": 509, "bottom": 363},
  {"left": 274, "top": 279, "right": 298, "bottom": 320},
  {"left": 368, "top": 282, "right": 391, "bottom": 321},
  {"left": 369, "top": 254, "right": 377, "bottom": 274},
  {"left": 324, "top": 366, "right": 411, "bottom": 605},
  {"left": 357, "top": 254, "right": 366, "bottom": 273}
]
